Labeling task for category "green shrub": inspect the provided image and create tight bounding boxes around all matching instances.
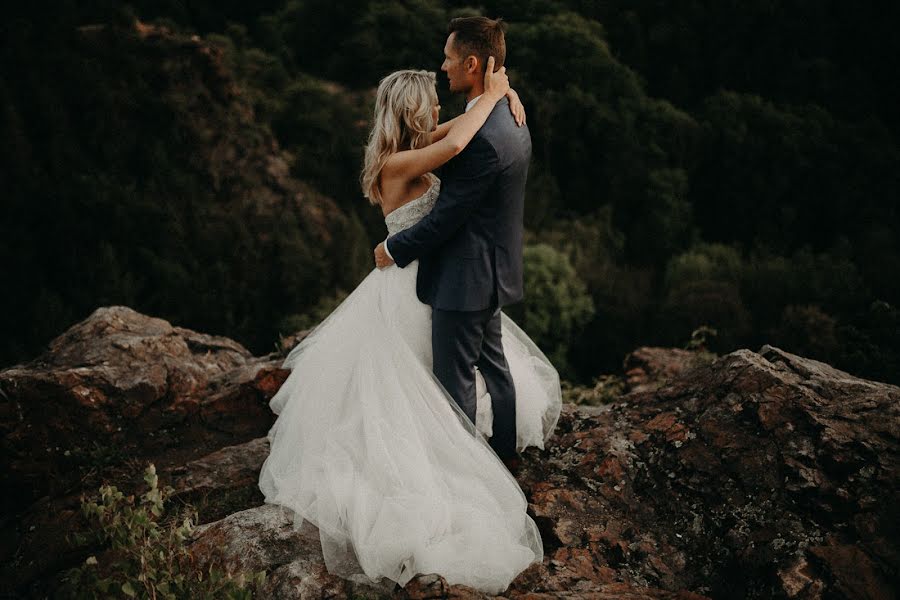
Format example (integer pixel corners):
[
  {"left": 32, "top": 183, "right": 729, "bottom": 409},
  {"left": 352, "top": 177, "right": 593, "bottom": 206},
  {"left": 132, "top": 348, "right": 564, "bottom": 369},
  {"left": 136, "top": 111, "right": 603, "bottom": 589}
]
[
  {"left": 685, "top": 325, "right": 718, "bottom": 354},
  {"left": 278, "top": 288, "right": 351, "bottom": 336},
  {"left": 562, "top": 374, "right": 626, "bottom": 406},
  {"left": 64, "top": 465, "right": 264, "bottom": 599},
  {"left": 775, "top": 304, "right": 839, "bottom": 361},
  {"left": 507, "top": 243, "right": 595, "bottom": 377}
]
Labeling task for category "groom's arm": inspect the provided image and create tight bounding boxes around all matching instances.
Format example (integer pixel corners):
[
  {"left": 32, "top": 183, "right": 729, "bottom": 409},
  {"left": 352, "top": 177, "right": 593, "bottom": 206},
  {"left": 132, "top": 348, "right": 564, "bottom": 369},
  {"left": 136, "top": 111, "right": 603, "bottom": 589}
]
[{"left": 386, "top": 135, "right": 499, "bottom": 268}]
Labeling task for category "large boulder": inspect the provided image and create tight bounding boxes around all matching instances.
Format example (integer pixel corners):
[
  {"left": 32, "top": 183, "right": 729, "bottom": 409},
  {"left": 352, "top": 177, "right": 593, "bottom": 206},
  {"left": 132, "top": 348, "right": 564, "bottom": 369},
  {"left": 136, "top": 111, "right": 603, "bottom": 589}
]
[
  {"left": 0, "top": 305, "right": 287, "bottom": 514},
  {"left": 523, "top": 345, "right": 898, "bottom": 599},
  {"left": 190, "top": 504, "right": 399, "bottom": 599},
  {"left": 169, "top": 436, "right": 271, "bottom": 524}
]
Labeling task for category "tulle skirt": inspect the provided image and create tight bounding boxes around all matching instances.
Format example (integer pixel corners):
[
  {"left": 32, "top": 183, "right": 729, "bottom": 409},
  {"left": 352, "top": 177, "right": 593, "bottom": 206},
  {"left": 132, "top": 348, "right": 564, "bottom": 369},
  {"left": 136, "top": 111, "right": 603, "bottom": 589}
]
[{"left": 258, "top": 260, "right": 561, "bottom": 593}]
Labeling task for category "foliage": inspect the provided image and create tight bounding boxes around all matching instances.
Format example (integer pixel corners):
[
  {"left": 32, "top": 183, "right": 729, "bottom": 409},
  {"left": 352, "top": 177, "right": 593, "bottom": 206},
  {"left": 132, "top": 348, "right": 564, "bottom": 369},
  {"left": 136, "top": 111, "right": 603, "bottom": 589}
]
[
  {"left": 681, "top": 326, "right": 720, "bottom": 371},
  {"left": 530, "top": 209, "right": 650, "bottom": 377},
  {"left": 561, "top": 374, "right": 626, "bottom": 406},
  {"left": 259, "top": 0, "right": 448, "bottom": 88},
  {"left": 64, "top": 464, "right": 265, "bottom": 599},
  {"left": 774, "top": 305, "right": 839, "bottom": 363},
  {"left": 278, "top": 288, "right": 351, "bottom": 335},
  {"left": 2, "top": 1, "right": 899, "bottom": 386},
  {"left": 664, "top": 243, "right": 743, "bottom": 289},
  {"left": 685, "top": 326, "right": 718, "bottom": 354},
  {"left": 506, "top": 244, "right": 594, "bottom": 377},
  {"left": 0, "top": 18, "right": 369, "bottom": 364},
  {"left": 834, "top": 300, "right": 900, "bottom": 384}
]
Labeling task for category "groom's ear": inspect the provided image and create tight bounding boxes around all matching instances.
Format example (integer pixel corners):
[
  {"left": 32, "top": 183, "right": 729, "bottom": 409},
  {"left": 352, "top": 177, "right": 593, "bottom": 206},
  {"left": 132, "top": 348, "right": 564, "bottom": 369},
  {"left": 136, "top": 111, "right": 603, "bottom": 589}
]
[{"left": 463, "top": 54, "right": 480, "bottom": 74}]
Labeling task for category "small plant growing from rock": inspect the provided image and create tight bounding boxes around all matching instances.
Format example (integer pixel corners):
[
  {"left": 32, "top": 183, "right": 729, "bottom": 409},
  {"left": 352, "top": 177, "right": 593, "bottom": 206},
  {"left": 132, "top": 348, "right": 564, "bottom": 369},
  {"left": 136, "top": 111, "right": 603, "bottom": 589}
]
[
  {"left": 562, "top": 374, "right": 627, "bottom": 405},
  {"left": 64, "top": 464, "right": 265, "bottom": 599},
  {"left": 684, "top": 325, "right": 717, "bottom": 353}
]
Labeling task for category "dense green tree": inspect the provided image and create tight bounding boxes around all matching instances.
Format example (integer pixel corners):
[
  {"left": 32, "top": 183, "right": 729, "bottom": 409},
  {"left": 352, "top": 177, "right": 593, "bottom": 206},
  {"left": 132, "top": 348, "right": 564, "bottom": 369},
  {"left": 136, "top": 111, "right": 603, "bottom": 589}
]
[
  {"left": 270, "top": 0, "right": 447, "bottom": 88},
  {"left": 505, "top": 244, "right": 595, "bottom": 377},
  {"left": 2, "top": 1, "right": 898, "bottom": 385},
  {"left": 0, "top": 18, "right": 369, "bottom": 363}
]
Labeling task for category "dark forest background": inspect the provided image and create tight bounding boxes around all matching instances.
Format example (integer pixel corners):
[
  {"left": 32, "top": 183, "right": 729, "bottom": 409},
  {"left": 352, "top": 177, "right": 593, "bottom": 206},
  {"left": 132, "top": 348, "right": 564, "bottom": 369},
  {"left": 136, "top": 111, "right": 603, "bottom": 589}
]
[{"left": 2, "top": 1, "right": 899, "bottom": 385}]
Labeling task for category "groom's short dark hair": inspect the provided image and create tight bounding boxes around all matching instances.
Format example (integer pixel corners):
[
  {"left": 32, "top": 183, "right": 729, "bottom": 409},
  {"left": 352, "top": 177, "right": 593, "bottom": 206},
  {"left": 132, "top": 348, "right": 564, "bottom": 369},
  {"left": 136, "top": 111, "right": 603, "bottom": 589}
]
[{"left": 448, "top": 16, "right": 506, "bottom": 71}]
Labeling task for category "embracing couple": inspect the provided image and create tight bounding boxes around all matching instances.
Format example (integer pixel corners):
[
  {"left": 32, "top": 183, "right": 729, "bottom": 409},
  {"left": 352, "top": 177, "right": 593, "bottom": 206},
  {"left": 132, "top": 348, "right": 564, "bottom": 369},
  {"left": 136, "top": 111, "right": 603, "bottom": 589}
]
[{"left": 259, "top": 16, "right": 562, "bottom": 594}]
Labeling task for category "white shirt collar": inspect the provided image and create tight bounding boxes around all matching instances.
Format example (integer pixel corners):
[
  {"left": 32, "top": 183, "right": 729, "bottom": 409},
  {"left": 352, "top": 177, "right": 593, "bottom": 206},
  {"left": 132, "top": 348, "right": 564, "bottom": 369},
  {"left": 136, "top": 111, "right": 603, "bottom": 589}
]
[{"left": 465, "top": 94, "right": 483, "bottom": 113}]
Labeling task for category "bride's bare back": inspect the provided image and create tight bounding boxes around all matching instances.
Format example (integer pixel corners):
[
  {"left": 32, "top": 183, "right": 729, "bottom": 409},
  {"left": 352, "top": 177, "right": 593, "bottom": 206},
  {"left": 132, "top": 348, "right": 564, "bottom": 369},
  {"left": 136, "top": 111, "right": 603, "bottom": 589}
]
[{"left": 380, "top": 173, "right": 435, "bottom": 217}]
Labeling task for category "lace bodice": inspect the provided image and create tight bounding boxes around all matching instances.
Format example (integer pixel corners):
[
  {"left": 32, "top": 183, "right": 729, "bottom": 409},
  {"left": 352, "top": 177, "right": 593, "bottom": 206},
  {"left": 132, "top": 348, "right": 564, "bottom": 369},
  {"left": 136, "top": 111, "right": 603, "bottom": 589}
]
[{"left": 384, "top": 175, "right": 441, "bottom": 236}]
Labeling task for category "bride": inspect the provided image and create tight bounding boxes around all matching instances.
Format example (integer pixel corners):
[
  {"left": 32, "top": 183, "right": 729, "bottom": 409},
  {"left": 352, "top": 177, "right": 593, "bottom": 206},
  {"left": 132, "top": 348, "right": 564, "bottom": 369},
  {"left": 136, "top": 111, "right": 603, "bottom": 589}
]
[{"left": 258, "top": 61, "right": 561, "bottom": 594}]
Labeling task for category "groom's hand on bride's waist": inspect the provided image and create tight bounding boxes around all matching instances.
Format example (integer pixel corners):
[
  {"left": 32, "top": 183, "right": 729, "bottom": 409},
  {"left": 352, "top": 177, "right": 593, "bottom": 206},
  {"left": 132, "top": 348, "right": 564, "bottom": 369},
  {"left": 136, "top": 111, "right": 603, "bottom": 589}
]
[{"left": 375, "top": 241, "right": 394, "bottom": 269}]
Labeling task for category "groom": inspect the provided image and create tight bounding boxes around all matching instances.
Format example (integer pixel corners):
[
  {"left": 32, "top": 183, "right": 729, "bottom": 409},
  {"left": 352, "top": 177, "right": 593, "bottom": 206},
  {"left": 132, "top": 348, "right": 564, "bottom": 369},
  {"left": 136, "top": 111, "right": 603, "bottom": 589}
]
[{"left": 374, "top": 16, "right": 531, "bottom": 470}]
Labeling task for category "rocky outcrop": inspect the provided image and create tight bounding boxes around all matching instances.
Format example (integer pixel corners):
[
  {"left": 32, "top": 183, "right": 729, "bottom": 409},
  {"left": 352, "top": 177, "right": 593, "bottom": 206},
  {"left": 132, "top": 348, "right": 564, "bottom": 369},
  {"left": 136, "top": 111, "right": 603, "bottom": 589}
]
[
  {"left": 2, "top": 306, "right": 897, "bottom": 599},
  {"left": 520, "top": 345, "right": 898, "bottom": 599},
  {"left": 0, "top": 305, "right": 287, "bottom": 515},
  {"left": 189, "top": 503, "right": 708, "bottom": 600},
  {"left": 190, "top": 504, "right": 400, "bottom": 599},
  {"left": 169, "top": 437, "right": 271, "bottom": 524},
  {"left": 187, "top": 345, "right": 898, "bottom": 599}
]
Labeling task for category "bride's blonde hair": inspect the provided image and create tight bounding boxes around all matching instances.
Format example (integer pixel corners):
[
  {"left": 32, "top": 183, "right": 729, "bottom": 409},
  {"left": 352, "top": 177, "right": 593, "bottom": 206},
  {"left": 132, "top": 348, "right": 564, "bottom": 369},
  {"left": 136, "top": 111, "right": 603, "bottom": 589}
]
[{"left": 361, "top": 69, "right": 439, "bottom": 205}]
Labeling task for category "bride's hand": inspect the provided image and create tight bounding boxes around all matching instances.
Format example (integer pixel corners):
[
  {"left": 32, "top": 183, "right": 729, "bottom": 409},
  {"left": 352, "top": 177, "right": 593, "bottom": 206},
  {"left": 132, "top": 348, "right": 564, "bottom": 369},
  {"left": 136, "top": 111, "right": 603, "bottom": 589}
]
[
  {"left": 483, "top": 56, "right": 509, "bottom": 101},
  {"left": 506, "top": 89, "right": 526, "bottom": 127}
]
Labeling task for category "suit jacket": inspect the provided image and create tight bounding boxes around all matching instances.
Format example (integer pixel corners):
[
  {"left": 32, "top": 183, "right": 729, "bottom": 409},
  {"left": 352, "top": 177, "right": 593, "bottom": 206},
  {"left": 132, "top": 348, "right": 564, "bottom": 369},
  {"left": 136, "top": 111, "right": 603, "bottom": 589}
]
[{"left": 386, "top": 96, "right": 532, "bottom": 312}]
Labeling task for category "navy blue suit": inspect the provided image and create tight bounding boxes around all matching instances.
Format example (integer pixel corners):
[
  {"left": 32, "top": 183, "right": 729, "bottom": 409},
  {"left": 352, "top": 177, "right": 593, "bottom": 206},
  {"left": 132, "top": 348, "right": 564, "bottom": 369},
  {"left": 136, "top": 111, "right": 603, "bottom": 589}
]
[{"left": 387, "top": 96, "right": 531, "bottom": 459}]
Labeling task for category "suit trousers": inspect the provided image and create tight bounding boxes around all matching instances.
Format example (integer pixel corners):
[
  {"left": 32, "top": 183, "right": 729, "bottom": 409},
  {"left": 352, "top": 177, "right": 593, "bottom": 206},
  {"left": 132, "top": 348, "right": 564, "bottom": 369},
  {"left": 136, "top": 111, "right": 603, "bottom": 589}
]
[{"left": 432, "top": 302, "right": 518, "bottom": 459}]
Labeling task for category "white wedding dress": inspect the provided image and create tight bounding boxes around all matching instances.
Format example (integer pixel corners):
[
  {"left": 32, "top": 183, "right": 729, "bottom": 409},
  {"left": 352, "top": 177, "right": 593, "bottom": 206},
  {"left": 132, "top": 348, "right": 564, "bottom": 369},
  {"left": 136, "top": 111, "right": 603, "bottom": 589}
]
[{"left": 258, "top": 174, "right": 562, "bottom": 594}]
